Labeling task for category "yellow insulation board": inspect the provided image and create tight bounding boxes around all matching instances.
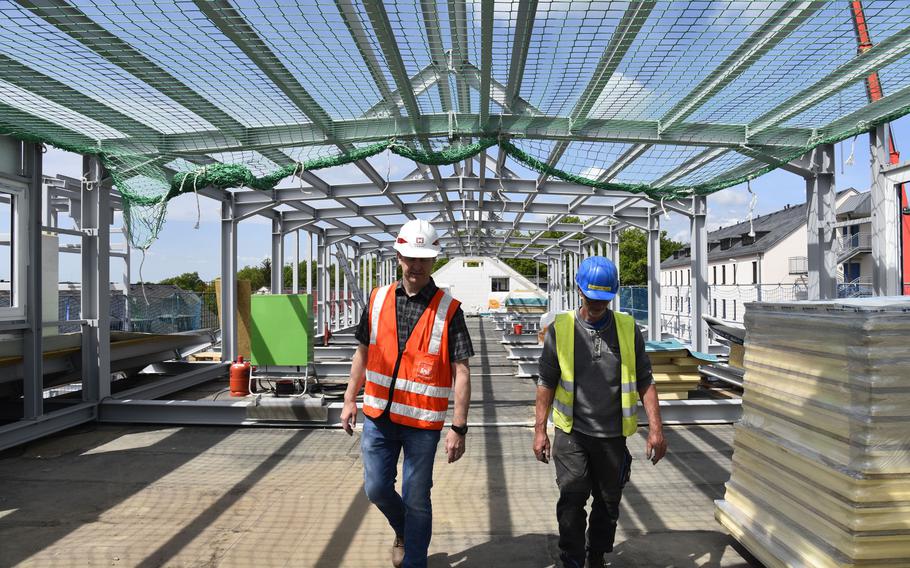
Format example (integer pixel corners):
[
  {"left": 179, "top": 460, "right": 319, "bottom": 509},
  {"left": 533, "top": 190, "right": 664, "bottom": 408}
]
[{"left": 718, "top": 298, "right": 910, "bottom": 567}]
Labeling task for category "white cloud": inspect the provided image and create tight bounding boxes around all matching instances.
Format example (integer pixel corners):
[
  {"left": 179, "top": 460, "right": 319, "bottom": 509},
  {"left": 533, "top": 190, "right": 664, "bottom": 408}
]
[
  {"left": 587, "top": 72, "right": 653, "bottom": 120},
  {"left": 165, "top": 193, "right": 220, "bottom": 223},
  {"left": 709, "top": 188, "right": 750, "bottom": 207}
]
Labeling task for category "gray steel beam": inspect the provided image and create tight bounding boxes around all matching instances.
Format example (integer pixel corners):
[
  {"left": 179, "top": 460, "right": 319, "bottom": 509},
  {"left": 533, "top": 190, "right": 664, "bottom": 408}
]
[
  {"left": 572, "top": 1, "right": 655, "bottom": 121},
  {"left": 162, "top": 115, "right": 809, "bottom": 155},
  {"left": 659, "top": 2, "right": 822, "bottom": 130},
  {"left": 647, "top": 214, "right": 661, "bottom": 341},
  {"left": 193, "top": 0, "right": 333, "bottom": 132},
  {"left": 652, "top": 148, "right": 728, "bottom": 189},
  {"left": 418, "top": 0, "right": 455, "bottom": 114},
  {"left": 751, "top": 23, "right": 910, "bottom": 135},
  {"left": 0, "top": 402, "right": 97, "bottom": 452},
  {"left": 870, "top": 124, "right": 902, "bottom": 296},
  {"left": 505, "top": 0, "right": 538, "bottom": 111},
  {"left": 22, "top": 142, "right": 43, "bottom": 419},
  {"left": 80, "top": 155, "right": 111, "bottom": 401},
  {"left": 447, "top": 0, "right": 471, "bottom": 114},
  {"left": 110, "top": 362, "right": 229, "bottom": 401},
  {"left": 363, "top": 0, "right": 427, "bottom": 129},
  {"left": 644, "top": 399, "right": 742, "bottom": 425},
  {"left": 804, "top": 144, "right": 837, "bottom": 300},
  {"left": 335, "top": 0, "right": 400, "bottom": 117},
  {"left": 690, "top": 196, "right": 708, "bottom": 353},
  {"left": 0, "top": 53, "right": 163, "bottom": 141},
  {"left": 220, "top": 197, "right": 238, "bottom": 362},
  {"left": 271, "top": 218, "right": 283, "bottom": 293},
  {"left": 478, "top": 0, "right": 494, "bottom": 128},
  {"left": 17, "top": 0, "right": 245, "bottom": 138}
]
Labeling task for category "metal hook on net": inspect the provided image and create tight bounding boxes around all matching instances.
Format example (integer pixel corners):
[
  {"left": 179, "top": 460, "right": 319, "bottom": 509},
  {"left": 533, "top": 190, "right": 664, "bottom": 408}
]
[
  {"left": 659, "top": 196, "right": 670, "bottom": 220},
  {"left": 192, "top": 166, "right": 207, "bottom": 230},
  {"left": 845, "top": 134, "right": 858, "bottom": 167},
  {"left": 292, "top": 162, "right": 313, "bottom": 195}
]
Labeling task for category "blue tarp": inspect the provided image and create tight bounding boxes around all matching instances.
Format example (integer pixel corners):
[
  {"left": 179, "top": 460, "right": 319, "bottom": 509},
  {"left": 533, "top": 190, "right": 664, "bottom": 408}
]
[{"left": 645, "top": 338, "right": 717, "bottom": 363}]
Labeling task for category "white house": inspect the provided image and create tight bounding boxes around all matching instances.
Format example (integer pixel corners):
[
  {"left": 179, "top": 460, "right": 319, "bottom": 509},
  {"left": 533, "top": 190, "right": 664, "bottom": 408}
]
[
  {"left": 432, "top": 256, "right": 544, "bottom": 315},
  {"left": 658, "top": 188, "right": 861, "bottom": 337}
]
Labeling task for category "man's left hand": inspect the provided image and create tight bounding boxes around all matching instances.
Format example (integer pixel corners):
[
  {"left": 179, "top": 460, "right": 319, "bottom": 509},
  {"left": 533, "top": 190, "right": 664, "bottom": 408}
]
[
  {"left": 646, "top": 428, "right": 667, "bottom": 465},
  {"left": 445, "top": 429, "right": 466, "bottom": 463}
]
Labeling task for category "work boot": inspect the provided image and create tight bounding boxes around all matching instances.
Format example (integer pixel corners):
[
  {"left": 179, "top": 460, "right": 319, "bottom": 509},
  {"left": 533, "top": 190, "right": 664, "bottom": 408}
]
[
  {"left": 559, "top": 552, "right": 584, "bottom": 568},
  {"left": 391, "top": 534, "right": 404, "bottom": 568},
  {"left": 586, "top": 550, "right": 606, "bottom": 568}
]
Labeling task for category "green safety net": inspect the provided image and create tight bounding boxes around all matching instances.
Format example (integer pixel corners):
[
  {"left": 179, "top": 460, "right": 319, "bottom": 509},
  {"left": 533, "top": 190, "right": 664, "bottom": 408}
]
[{"left": 3, "top": 1, "right": 910, "bottom": 248}]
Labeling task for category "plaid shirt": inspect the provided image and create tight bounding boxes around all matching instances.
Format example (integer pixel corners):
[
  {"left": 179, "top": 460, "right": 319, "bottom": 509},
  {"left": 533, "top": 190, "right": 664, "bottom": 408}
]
[{"left": 355, "top": 278, "right": 474, "bottom": 362}]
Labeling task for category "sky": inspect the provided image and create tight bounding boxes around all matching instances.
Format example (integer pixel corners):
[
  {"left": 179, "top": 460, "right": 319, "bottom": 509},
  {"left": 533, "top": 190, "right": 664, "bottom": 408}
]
[{"left": 38, "top": 113, "right": 910, "bottom": 285}]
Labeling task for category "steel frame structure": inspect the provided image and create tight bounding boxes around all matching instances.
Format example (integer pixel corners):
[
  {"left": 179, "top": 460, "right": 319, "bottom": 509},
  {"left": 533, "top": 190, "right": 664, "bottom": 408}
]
[{"left": 1, "top": 0, "right": 907, "bottom": 441}]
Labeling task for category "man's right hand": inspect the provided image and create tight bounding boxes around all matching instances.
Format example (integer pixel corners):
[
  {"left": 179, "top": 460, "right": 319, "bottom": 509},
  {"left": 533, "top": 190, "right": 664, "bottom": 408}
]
[
  {"left": 533, "top": 431, "right": 551, "bottom": 463},
  {"left": 341, "top": 400, "right": 357, "bottom": 435}
]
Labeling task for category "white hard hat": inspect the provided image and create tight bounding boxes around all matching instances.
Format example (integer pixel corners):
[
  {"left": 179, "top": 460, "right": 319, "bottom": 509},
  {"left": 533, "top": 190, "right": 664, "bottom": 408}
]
[{"left": 394, "top": 219, "right": 441, "bottom": 258}]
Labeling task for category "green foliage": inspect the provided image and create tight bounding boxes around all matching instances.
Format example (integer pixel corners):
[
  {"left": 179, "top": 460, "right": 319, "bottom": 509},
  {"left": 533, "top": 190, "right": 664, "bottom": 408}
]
[
  {"left": 158, "top": 271, "right": 206, "bottom": 292},
  {"left": 542, "top": 215, "right": 583, "bottom": 240},
  {"left": 503, "top": 258, "right": 546, "bottom": 280},
  {"left": 618, "top": 228, "right": 684, "bottom": 286},
  {"left": 432, "top": 257, "right": 449, "bottom": 272}
]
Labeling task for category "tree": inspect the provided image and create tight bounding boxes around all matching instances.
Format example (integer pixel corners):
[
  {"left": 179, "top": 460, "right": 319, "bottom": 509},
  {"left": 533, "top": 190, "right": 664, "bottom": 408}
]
[
  {"left": 158, "top": 271, "right": 206, "bottom": 292},
  {"left": 618, "top": 228, "right": 684, "bottom": 286},
  {"left": 237, "top": 259, "right": 270, "bottom": 291}
]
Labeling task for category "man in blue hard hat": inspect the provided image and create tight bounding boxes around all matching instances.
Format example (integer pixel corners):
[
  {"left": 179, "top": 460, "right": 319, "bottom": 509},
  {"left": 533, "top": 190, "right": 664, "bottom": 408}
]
[{"left": 533, "top": 256, "right": 666, "bottom": 568}]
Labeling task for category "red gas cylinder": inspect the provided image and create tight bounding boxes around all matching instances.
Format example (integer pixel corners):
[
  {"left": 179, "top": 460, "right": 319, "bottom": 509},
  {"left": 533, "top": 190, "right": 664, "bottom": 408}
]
[
  {"left": 513, "top": 323, "right": 523, "bottom": 335},
  {"left": 230, "top": 356, "right": 252, "bottom": 397}
]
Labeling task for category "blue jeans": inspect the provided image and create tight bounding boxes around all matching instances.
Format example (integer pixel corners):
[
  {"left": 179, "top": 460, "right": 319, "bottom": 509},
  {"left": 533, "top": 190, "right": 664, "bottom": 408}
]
[{"left": 361, "top": 416, "right": 441, "bottom": 568}]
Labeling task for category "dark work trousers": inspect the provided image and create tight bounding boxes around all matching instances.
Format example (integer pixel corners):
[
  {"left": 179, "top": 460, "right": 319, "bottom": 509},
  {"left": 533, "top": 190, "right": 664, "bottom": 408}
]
[{"left": 553, "top": 428, "right": 632, "bottom": 564}]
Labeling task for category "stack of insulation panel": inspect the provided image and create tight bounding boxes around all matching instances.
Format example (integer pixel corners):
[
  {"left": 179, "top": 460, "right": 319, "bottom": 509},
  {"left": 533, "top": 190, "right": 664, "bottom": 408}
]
[
  {"left": 716, "top": 298, "right": 910, "bottom": 568},
  {"left": 645, "top": 340, "right": 714, "bottom": 400}
]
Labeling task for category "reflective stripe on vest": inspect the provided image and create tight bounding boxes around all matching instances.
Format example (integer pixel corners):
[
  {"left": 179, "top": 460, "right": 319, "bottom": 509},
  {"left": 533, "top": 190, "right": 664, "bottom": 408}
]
[
  {"left": 362, "top": 284, "right": 458, "bottom": 430},
  {"left": 551, "top": 310, "right": 639, "bottom": 437}
]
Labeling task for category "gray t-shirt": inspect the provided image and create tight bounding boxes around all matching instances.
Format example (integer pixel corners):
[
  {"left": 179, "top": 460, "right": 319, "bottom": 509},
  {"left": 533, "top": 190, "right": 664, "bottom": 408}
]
[{"left": 537, "top": 310, "right": 654, "bottom": 438}]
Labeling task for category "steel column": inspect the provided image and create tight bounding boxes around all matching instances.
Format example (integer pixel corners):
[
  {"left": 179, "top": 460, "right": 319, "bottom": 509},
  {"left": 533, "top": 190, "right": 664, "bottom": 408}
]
[
  {"left": 316, "top": 232, "right": 325, "bottom": 332},
  {"left": 292, "top": 230, "right": 299, "bottom": 294},
  {"left": 647, "top": 214, "right": 661, "bottom": 341},
  {"left": 690, "top": 196, "right": 709, "bottom": 353},
  {"left": 80, "top": 155, "right": 111, "bottom": 400},
  {"left": 23, "top": 143, "right": 43, "bottom": 419},
  {"left": 870, "top": 124, "right": 902, "bottom": 295},
  {"left": 220, "top": 197, "right": 238, "bottom": 362},
  {"left": 306, "top": 231, "right": 313, "bottom": 294},
  {"left": 271, "top": 218, "right": 282, "bottom": 294},
  {"left": 804, "top": 144, "right": 837, "bottom": 299}
]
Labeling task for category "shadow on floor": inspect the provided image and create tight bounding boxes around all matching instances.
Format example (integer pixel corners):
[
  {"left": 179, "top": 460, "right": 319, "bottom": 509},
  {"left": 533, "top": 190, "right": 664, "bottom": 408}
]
[{"left": 426, "top": 530, "right": 762, "bottom": 568}]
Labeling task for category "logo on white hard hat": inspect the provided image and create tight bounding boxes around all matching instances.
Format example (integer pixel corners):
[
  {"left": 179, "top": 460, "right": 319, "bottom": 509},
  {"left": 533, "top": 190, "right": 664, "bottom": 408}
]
[{"left": 416, "top": 237, "right": 425, "bottom": 245}]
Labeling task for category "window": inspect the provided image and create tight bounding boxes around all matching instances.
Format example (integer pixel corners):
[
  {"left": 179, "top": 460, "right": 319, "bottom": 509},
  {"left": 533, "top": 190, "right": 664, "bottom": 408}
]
[
  {"left": 463, "top": 261, "right": 483, "bottom": 268},
  {"left": 712, "top": 266, "right": 717, "bottom": 284},
  {"left": 752, "top": 261, "right": 758, "bottom": 284},
  {"left": 0, "top": 181, "right": 26, "bottom": 320},
  {"left": 687, "top": 270, "right": 690, "bottom": 285},
  {"left": 722, "top": 299, "right": 727, "bottom": 319},
  {"left": 713, "top": 298, "right": 717, "bottom": 316},
  {"left": 732, "top": 263, "right": 737, "bottom": 284},
  {"left": 722, "top": 265, "right": 726, "bottom": 285},
  {"left": 733, "top": 300, "right": 737, "bottom": 321},
  {"left": 491, "top": 277, "right": 509, "bottom": 292}
]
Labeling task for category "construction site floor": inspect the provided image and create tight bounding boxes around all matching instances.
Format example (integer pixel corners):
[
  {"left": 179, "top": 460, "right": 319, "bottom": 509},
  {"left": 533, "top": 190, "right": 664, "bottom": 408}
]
[{"left": 0, "top": 318, "right": 759, "bottom": 567}]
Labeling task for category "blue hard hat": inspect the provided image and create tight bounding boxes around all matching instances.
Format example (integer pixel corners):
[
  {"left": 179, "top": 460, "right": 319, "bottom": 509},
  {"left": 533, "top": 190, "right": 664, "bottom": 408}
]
[{"left": 575, "top": 256, "right": 619, "bottom": 301}]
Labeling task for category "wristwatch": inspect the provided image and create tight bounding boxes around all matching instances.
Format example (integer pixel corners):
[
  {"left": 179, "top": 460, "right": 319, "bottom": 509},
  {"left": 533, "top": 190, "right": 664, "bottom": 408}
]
[{"left": 451, "top": 424, "right": 468, "bottom": 436}]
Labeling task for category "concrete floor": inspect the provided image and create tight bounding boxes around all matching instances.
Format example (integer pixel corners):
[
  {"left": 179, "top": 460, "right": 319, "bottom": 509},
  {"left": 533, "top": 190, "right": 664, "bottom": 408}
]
[{"left": 0, "top": 318, "right": 760, "bottom": 568}]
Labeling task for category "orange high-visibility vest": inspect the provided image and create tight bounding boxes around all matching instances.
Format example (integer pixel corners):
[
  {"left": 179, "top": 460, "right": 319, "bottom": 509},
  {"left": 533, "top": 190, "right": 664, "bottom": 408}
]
[{"left": 362, "top": 283, "right": 459, "bottom": 430}]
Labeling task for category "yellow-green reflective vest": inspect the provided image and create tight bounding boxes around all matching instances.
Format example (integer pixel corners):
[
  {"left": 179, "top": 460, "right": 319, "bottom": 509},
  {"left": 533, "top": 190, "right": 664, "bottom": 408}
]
[{"left": 552, "top": 310, "right": 639, "bottom": 437}]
